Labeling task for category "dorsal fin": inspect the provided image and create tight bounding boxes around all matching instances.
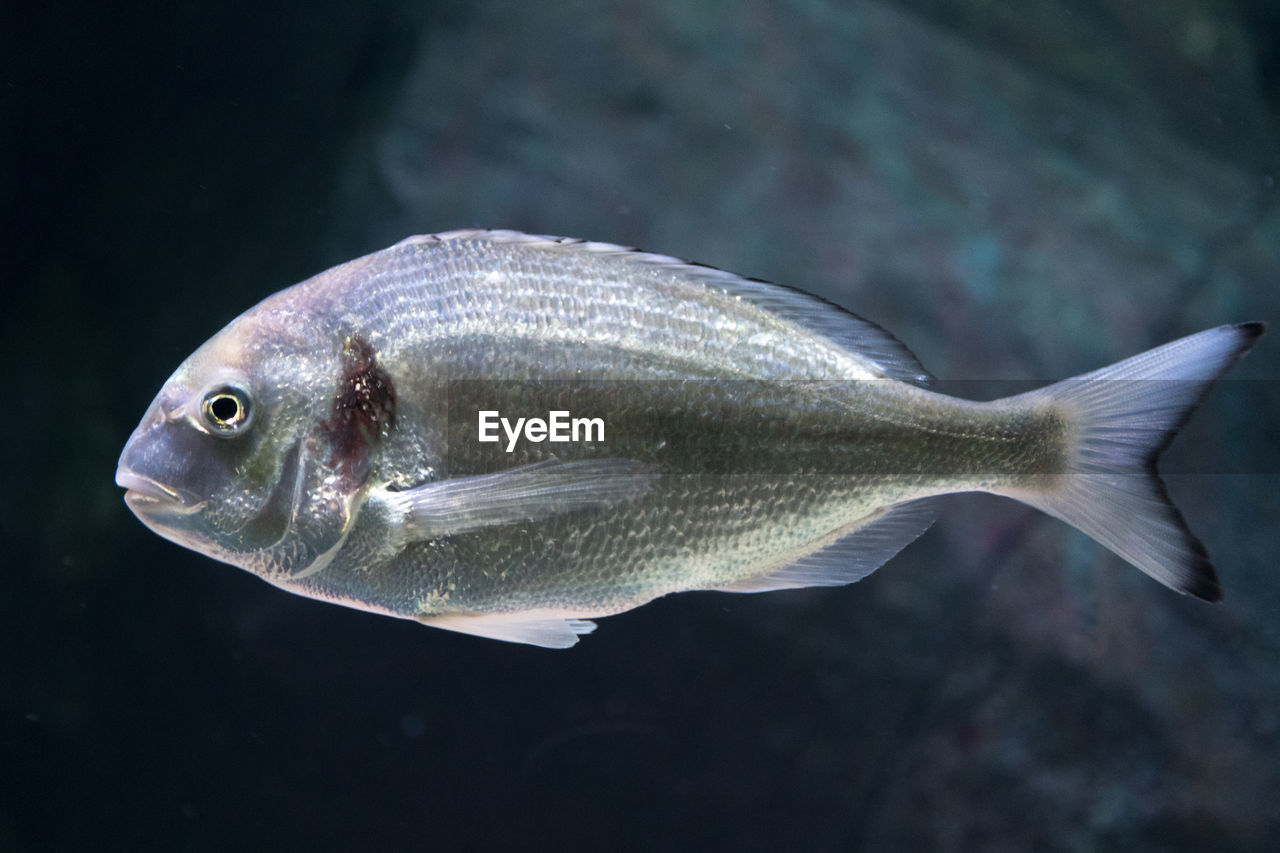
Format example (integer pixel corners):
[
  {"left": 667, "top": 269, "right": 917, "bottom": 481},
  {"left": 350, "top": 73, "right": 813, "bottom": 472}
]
[{"left": 399, "top": 230, "right": 933, "bottom": 386}]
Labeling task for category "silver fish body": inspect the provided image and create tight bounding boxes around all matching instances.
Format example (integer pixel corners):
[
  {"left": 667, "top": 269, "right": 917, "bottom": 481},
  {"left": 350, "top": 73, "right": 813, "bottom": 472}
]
[{"left": 116, "top": 230, "right": 1263, "bottom": 647}]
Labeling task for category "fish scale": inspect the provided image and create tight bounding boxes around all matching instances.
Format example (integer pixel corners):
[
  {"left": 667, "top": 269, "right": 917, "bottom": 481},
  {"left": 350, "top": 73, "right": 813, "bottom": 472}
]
[{"left": 340, "top": 234, "right": 910, "bottom": 381}]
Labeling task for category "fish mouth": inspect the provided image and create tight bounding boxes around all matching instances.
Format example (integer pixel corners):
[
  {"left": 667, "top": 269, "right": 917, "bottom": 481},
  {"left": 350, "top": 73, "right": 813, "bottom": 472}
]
[{"left": 116, "top": 468, "right": 204, "bottom": 514}]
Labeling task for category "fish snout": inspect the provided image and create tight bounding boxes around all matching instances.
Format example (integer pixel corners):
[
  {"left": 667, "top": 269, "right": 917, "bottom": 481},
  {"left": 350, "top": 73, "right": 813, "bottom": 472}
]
[{"left": 115, "top": 410, "right": 206, "bottom": 516}]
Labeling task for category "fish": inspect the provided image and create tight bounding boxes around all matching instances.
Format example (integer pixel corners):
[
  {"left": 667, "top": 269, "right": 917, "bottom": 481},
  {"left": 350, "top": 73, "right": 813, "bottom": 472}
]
[{"left": 116, "top": 230, "right": 1264, "bottom": 648}]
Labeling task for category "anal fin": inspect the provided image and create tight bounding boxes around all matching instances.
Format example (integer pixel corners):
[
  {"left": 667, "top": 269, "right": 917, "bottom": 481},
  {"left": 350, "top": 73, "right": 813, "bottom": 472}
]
[{"left": 715, "top": 499, "right": 936, "bottom": 593}]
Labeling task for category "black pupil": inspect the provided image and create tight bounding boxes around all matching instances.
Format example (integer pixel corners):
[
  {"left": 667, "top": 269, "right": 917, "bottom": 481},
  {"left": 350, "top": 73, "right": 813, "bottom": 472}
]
[{"left": 210, "top": 394, "right": 241, "bottom": 423}]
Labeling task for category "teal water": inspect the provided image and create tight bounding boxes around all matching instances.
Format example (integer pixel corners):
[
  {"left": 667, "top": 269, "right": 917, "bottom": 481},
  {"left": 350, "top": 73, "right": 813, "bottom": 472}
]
[{"left": 5, "top": 2, "right": 1278, "bottom": 850}]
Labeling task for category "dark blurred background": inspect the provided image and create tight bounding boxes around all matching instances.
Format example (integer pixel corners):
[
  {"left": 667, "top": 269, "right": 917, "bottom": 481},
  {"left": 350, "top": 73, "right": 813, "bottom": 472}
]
[{"left": 4, "top": 1, "right": 1279, "bottom": 850}]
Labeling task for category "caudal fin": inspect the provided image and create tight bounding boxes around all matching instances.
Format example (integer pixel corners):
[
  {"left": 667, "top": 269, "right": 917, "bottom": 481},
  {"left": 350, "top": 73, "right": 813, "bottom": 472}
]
[{"left": 1002, "top": 323, "right": 1264, "bottom": 601}]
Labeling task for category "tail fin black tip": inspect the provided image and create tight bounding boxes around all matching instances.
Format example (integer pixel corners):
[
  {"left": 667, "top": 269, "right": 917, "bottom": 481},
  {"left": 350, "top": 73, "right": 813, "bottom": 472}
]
[
  {"left": 1235, "top": 320, "right": 1267, "bottom": 342},
  {"left": 1176, "top": 529, "right": 1223, "bottom": 602},
  {"left": 1185, "top": 558, "right": 1223, "bottom": 602}
]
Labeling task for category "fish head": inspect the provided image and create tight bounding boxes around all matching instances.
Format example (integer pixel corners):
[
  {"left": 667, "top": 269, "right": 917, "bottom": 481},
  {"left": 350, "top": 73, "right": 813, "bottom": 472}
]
[{"left": 116, "top": 304, "right": 366, "bottom": 576}]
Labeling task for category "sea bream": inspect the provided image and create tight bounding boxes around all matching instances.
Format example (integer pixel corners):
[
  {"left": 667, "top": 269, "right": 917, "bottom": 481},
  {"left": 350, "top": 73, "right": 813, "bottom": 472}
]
[{"left": 116, "top": 230, "right": 1263, "bottom": 647}]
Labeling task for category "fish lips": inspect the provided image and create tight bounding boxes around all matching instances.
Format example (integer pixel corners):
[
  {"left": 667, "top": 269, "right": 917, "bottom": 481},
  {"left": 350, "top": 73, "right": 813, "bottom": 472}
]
[{"left": 116, "top": 467, "right": 204, "bottom": 515}]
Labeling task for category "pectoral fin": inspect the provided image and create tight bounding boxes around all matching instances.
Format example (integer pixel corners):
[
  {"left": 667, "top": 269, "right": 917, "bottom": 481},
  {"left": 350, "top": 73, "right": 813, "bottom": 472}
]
[{"left": 379, "top": 457, "right": 657, "bottom": 542}]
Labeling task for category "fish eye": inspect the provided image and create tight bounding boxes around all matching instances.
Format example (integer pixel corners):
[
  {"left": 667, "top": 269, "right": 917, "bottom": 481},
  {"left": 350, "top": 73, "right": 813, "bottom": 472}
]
[{"left": 200, "top": 384, "right": 254, "bottom": 436}]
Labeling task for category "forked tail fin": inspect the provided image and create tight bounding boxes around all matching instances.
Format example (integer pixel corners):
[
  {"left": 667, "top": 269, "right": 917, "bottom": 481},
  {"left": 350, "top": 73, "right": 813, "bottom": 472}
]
[{"left": 1000, "top": 323, "right": 1264, "bottom": 601}]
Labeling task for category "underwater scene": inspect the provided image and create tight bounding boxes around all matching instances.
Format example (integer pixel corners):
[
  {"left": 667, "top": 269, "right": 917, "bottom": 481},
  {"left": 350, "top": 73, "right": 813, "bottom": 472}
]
[{"left": 6, "top": 1, "right": 1279, "bottom": 850}]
